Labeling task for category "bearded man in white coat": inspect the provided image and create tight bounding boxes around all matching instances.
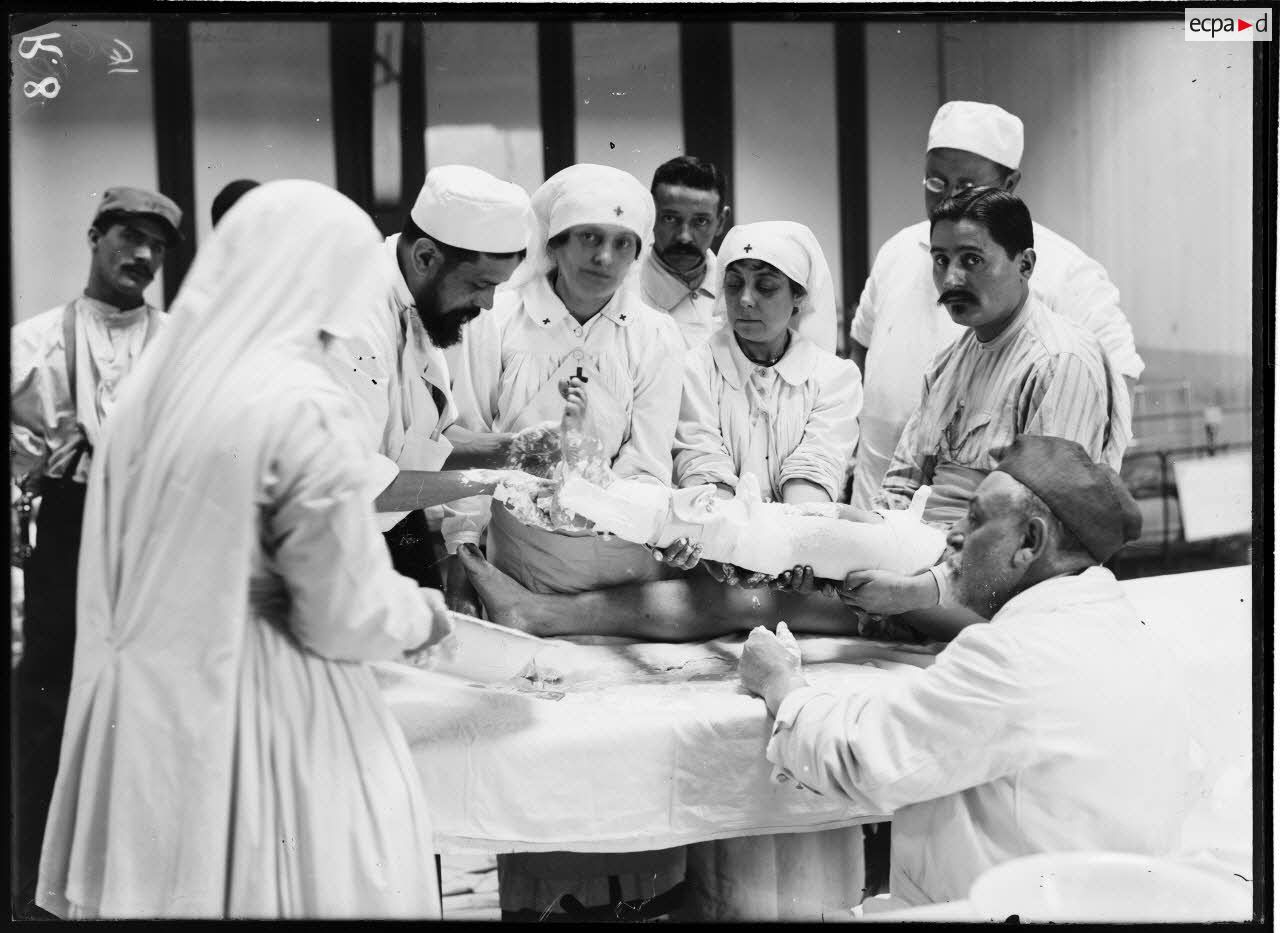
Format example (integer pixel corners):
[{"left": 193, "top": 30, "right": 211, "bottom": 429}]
[
  {"left": 741, "top": 434, "right": 1192, "bottom": 909},
  {"left": 324, "top": 165, "right": 531, "bottom": 588},
  {"left": 847, "top": 100, "right": 1143, "bottom": 509}
]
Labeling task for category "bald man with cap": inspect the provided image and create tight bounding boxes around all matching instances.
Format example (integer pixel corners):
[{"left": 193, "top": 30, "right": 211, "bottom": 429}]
[
  {"left": 324, "top": 164, "right": 531, "bottom": 587},
  {"left": 11, "top": 184, "right": 182, "bottom": 918},
  {"left": 741, "top": 434, "right": 1192, "bottom": 908},
  {"left": 848, "top": 101, "right": 1143, "bottom": 510}
]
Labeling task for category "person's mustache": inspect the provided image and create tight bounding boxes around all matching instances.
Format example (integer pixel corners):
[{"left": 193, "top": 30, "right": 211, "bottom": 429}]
[
  {"left": 122, "top": 264, "right": 152, "bottom": 279},
  {"left": 937, "top": 289, "right": 977, "bottom": 305},
  {"left": 662, "top": 243, "right": 702, "bottom": 255}
]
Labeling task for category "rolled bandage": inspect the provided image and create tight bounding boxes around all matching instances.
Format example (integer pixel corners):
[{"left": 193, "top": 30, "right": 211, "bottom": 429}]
[{"left": 557, "top": 471, "right": 946, "bottom": 579}]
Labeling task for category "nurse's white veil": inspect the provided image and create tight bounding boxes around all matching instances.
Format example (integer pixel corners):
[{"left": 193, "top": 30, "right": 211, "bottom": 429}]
[
  {"left": 502, "top": 163, "right": 656, "bottom": 293},
  {"left": 44, "top": 180, "right": 408, "bottom": 914},
  {"left": 77, "top": 178, "right": 387, "bottom": 657},
  {"left": 713, "top": 221, "right": 839, "bottom": 354}
]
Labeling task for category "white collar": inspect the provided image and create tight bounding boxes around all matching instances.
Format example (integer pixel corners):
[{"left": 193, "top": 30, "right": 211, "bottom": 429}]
[
  {"left": 384, "top": 234, "right": 417, "bottom": 313},
  {"left": 524, "top": 272, "right": 637, "bottom": 329},
  {"left": 709, "top": 326, "right": 819, "bottom": 390}
]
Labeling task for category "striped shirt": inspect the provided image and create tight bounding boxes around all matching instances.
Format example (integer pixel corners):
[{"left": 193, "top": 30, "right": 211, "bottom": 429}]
[{"left": 873, "top": 293, "right": 1131, "bottom": 527}]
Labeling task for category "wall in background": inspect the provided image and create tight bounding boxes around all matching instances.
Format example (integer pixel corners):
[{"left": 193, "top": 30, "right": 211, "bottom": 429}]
[
  {"left": 422, "top": 22, "right": 543, "bottom": 198},
  {"left": 732, "top": 22, "right": 844, "bottom": 303},
  {"left": 573, "top": 22, "right": 683, "bottom": 187},
  {"left": 862, "top": 18, "right": 1253, "bottom": 434},
  {"left": 190, "top": 21, "right": 335, "bottom": 250},
  {"left": 10, "top": 15, "right": 1259, "bottom": 440},
  {"left": 11, "top": 20, "right": 163, "bottom": 317},
  {"left": 863, "top": 22, "right": 941, "bottom": 261}
]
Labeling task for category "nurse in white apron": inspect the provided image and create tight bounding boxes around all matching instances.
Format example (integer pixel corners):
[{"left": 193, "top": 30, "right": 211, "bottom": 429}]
[
  {"left": 441, "top": 163, "right": 686, "bottom": 919},
  {"left": 671, "top": 222, "right": 869, "bottom": 922},
  {"left": 443, "top": 164, "right": 684, "bottom": 602},
  {"left": 675, "top": 221, "right": 862, "bottom": 513},
  {"left": 453, "top": 223, "right": 869, "bottom": 644}
]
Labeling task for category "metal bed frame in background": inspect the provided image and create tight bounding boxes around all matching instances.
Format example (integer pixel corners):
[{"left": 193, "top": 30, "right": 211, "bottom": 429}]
[{"left": 1112, "top": 380, "right": 1252, "bottom": 575}]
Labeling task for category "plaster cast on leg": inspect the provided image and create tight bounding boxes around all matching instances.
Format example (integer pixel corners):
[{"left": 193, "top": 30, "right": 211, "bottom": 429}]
[{"left": 557, "top": 473, "right": 945, "bottom": 579}]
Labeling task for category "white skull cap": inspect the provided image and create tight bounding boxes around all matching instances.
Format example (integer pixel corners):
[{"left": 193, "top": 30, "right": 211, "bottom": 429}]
[
  {"left": 410, "top": 164, "right": 532, "bottom": 253},
  {"left": 927, "top": 101, "right": 1024, "bottom": 170},
  {"left": 715, "top": 220, "right": 837, "bottom": 353}
]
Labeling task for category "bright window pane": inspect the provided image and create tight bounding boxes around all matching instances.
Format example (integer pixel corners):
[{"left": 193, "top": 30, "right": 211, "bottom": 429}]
[
  {"left": 573, "top": 22, "right": 683, "bottom": 187},
  {"left": 422, "top": 23, "right": 542, "bottom": 197}
]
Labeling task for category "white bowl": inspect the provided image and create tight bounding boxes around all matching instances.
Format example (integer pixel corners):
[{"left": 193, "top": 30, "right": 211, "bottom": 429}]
[
  {"left": 969, "top": 851, "right": 1252, "bottom": 923},
  {"left": 430, "top": 612, "right": 546, "bottom": 684}
]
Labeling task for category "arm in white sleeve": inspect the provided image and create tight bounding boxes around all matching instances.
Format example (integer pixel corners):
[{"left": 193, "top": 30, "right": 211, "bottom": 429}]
[
  {"left": 610, "top": 318, "right": 684, "bottom": 485},
  {"left": 1043, "top": 249, "right": 1144, "bottom": 380},
  {"left": 849, "top": 270, "right": 878, "bottom": 346},
  {"left": 320, "top": 324, "right": 395, "bottom": 457},
  {"left": 10, "top": 320, "right": 52, "bottom": 491},
  {"left": 267, "top": 394, "right": 441, "bottom": 662},
  {"left": 766, "top": 625, "right": 1036, "bottom": 813},
  {"left": 777, "top": 357, "right": 863, "bottom": 502},
  {"left": 441, "top": 309, "right": 505, "bottom": 552},
  {"left": 672, "top": 343, "right": 738, "bottom": 489}
]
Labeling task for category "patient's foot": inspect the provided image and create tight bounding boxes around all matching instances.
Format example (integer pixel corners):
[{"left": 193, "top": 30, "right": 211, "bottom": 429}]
[{"left": 457, "top": 546, "right": 553, "bottom": 636}]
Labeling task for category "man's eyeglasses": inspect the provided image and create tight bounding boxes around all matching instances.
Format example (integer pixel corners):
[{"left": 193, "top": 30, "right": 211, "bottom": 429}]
[{"left": 923, "top": 177, "right": 978, "bottom": 196}]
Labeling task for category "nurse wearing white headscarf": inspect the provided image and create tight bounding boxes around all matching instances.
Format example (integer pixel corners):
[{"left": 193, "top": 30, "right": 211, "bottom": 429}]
[
  {"left": 442, "top": 164, "right": 686, "bottom": 918},
  {"left": 676, "top": 221, "right": 862, "bottom": 507},
  {"left": 36, "top": 181, "right": 454, "bottom": 919},
  {"left": 443, "top": 163, "right": 685, "bottom": 602},
  {"left": 670, "top": 221, "right": 867, "bottom": 921}
]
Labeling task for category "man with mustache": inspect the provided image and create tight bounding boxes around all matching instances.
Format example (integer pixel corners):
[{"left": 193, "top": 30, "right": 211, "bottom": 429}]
[
  {"left": 639, "top": 155, "right": 731, "bottom": 348},
  {"left": 833, "top": 186, "right": 1130, "bottom": 644},
  {"left": 740, "top": 435, "right": 1190, "bottom": 909},
  {"left": 847, "top": 101, "right": 1142, "bottom": 510},
  {"left": 11, "top": 185, "right": 182, "bottom": 917},
  {"left": 325, "top": 164, "right": 531, "bottom": 587}
]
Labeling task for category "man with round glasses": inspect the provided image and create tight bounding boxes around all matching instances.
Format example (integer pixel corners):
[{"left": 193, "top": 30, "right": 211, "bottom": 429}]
[{"left": 847, "top": 101, "right": 1143, "bottom": 511}]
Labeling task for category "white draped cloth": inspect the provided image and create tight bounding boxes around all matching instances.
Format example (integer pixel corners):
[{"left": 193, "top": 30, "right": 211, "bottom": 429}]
[{"left": 37, "top": 181, "right": 450, "bottom": 919}]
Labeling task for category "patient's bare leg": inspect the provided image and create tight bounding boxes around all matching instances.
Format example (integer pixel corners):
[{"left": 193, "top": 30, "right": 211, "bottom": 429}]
[{"left": 458, "top": 547, "right": 857, "bottom": 641}]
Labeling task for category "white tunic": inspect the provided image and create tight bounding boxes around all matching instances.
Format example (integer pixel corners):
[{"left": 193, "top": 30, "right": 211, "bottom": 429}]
[
  {"left": 11, "top": 297, "right": 165, "bottom": 488},
  {"left": 36, "top": 180, "right": 447, "bottom": 920},
  {"left": 442, "top": 272, "right": 685, "bottom": 552},
  {"left": 848, "top": 220, "right": 1143, "bottom": 509},
  {"left": 637, "top": 247, "right": 723, "bottom": 349},
  {"left": 37, "top": 367, "right": 444, "bottom": 919},
  {"left": 765, "top": 566, "right": 1192, "bottom": 907},
  {"left": 324, "top": 234, "right": 457, "bottom": 531},
  {"left": 674, "top": 327, "right": 862, "bottom": 503}
]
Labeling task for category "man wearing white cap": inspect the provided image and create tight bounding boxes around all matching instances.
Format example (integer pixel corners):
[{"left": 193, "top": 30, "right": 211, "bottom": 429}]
[
  {"left": 847, "top": 100, "right": 1142, "bottom": 510},
  {"left": 324, "top": 164, "right": 530, "bottom": 587},
  {"left": 442, "top": 163, "right": 687, "bottom": 920}
]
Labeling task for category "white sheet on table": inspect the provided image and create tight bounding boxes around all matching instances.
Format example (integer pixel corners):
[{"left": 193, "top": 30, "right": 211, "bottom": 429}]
[{"left": 375, "top": 634, "right": 933, "bottom": 853}]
